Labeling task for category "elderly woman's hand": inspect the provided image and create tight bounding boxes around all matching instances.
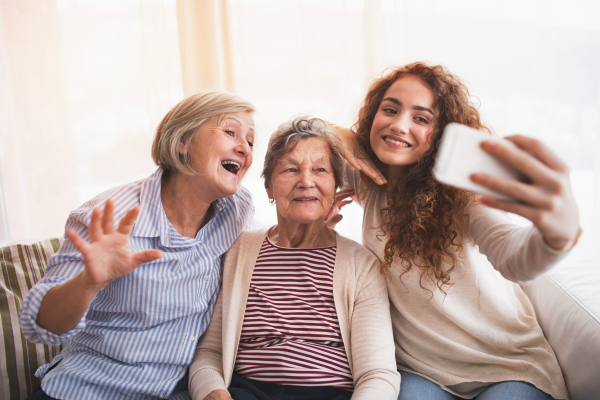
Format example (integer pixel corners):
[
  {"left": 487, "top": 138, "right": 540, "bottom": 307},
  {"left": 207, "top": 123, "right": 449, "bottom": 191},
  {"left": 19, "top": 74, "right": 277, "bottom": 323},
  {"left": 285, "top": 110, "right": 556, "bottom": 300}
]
[
  {"left": 470, "top": 135, "right": 581, "bottom": 251},
  {"left": 67, "top": 198, "right": 163, "bottom": 292},
  {"left": 334, "top": 125, "right": 387, "bottom": 185}
]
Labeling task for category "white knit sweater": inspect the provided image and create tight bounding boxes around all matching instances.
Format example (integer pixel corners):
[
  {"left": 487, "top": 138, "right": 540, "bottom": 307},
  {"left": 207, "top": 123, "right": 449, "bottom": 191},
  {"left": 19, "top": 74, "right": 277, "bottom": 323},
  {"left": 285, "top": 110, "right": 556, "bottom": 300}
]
[{"left": 344, "top": 163, "right": 569, "bottom": 399}]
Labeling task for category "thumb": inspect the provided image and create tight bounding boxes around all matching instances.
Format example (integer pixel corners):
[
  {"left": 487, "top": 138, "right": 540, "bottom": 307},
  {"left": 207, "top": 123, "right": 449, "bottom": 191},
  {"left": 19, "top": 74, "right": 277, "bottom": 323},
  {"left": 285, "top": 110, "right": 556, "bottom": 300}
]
[{"left": 132, "top": 250, "right": 163, "bottom": 268}]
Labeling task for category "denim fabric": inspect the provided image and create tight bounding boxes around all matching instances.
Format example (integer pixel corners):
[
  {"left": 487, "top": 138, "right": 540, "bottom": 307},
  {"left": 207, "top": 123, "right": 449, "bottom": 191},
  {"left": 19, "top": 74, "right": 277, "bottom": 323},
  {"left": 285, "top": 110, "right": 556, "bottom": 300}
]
[{"left": 398, "top": 370, "right": 555, "bottom": 400}]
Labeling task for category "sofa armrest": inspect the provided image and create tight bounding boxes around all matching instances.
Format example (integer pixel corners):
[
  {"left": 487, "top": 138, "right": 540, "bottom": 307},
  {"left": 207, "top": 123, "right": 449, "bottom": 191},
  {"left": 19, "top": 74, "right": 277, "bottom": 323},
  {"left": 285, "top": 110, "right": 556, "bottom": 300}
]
[{"left": 521, "top": 238, "right": 600, "bottom": 400}]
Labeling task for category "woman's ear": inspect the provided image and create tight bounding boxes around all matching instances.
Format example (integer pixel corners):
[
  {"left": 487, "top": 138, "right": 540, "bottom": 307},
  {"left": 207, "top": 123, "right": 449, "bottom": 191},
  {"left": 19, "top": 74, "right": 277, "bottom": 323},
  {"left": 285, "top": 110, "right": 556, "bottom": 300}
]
[
  {"left": 178, "top": 140, "right": 187, "bottom": 155},
  {"left": 265, "top": 181, "right": 274, "bottom": 200}
]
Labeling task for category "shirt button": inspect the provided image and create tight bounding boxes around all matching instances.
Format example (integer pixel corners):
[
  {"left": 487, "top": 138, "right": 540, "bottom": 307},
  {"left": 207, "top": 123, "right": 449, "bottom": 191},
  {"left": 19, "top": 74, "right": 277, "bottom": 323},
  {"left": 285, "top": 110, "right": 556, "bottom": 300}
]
[
  {"left": 203, "top": 276, "right": 209, "bottom": 281},
  {"left": 198, "top": 245, "right": 203, "bottom": 251},
  {"left": 190, "top": 335, "right": 196, "bottom": 342},
  {"left": 177, "top": 366, "right": 183, "bottom": 372}
]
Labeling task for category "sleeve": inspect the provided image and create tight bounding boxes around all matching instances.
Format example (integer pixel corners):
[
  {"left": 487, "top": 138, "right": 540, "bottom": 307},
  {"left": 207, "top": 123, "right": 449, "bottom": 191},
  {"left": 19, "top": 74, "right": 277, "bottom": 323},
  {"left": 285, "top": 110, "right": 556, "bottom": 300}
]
[
  {"left": 189, "top": 289, "right": 228, "bottom": 400},
  {"left": 18, "top": 209, "right": 94, "bottom": 345},
  {"left": 465, "top": 201, "right": 571, "bottom": 284},
  {"left": 350, "top": 253, "right": 400, "bottom": 399},
  {"left": 342, "top": 160, "right": 373, "bottom": 209}
]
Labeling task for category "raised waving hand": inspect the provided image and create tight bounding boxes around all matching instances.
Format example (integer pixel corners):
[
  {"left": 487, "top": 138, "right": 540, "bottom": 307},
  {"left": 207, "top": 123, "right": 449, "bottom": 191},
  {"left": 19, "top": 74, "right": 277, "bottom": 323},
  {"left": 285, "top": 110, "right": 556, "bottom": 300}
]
[
  {"left": 67, "top": 198, "right": 163, "bottom": 291},
  {"left": 36, "top": 199, "right": 162, "bottom": 335}
]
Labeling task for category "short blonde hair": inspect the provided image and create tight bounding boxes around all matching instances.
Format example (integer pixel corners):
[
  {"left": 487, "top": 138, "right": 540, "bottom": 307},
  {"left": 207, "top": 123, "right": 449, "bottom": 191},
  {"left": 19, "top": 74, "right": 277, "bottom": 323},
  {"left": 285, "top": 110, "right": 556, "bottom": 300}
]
[{"left": 152, "top": 91, "right": 255, "bottom": 175}]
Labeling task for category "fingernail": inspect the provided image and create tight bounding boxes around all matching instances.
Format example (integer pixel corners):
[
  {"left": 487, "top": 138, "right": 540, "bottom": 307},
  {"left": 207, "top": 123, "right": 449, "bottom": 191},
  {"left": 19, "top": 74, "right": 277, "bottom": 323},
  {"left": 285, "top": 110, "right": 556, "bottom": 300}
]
[
  {"left": 471, "top": 173, "right": 487, "bottom": 183},
  {"left": 479, "top": 195, "right": 490, "bottom": 205}
]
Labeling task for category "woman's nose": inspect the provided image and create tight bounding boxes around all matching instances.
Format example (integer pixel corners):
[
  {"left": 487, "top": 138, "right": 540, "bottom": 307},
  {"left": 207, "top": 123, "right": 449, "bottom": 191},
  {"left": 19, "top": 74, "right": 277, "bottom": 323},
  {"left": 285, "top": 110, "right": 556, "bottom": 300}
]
[
  {"left": 298, "top": 169, "right": 314, "bottom": 187},
  {"left": 390, "top": 113, "right": 410, "bottom": 134},
  {"left": 236, "top": 139, "right": 252, "bottom": 156}
]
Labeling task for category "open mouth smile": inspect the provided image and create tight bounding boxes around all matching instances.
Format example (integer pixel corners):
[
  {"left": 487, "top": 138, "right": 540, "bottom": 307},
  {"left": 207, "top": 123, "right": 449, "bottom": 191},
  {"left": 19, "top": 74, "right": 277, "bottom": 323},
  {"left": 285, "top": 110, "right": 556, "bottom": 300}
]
[
  {"left": 384, "top": 136, "right": 411, "bottom": 148},
  {"left": 294, "top": 197, "right": 318, "bottom": 202},
  {"left": 221, "top": 160, "right": 241, "bottom": 174}
]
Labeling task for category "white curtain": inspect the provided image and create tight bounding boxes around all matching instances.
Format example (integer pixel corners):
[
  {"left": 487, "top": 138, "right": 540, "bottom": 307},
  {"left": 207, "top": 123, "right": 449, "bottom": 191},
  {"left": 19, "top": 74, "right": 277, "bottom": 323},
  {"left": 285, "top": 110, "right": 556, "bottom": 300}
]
[
  {"left": 228, "top": 0, "right": 600, "bottom": 253},
  {"left": 0, "top": 0, "right": 78, "bottom": 240},
  {"left": 0, "top": 0, "right": 183, "bottom": 240},
  {"left": 1, "top": 0, "right": 598, "bottom": 256},
  {"left": 177, "top": 0, "right": 234, "bottom": 95}
]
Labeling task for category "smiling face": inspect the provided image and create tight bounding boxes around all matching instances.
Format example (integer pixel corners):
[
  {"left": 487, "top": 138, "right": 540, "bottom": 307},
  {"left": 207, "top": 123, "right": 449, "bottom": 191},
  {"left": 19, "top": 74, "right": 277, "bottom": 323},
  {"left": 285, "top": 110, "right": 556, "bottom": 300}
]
[
  {"left": 181, "top": 111, "right": 255, "bottom": 199},
  {"left": 266, "top": 137, "right": 336, "bottom": 226},
  {"left": 370, "top": 75, "right": 436, "bottom": 179}
]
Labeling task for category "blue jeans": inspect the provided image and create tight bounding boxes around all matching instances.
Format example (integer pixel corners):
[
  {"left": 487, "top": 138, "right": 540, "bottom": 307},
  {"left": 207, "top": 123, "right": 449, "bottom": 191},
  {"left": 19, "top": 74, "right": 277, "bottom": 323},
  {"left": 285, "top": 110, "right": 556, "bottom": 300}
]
[
  {"left": 228, "top": 372, "right": 352, "bottom": 400},
  {"left": 398, "top": 371, "right": 555, "bottom": 400}
]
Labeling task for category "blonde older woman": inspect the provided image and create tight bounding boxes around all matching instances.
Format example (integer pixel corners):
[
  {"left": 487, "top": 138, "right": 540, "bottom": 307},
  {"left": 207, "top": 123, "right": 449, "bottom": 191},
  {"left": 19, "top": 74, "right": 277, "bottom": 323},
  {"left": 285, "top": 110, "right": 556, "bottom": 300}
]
[
  {"left": 19, "top": 91, "right": 256, "bottom": 400},
  {"left": 189, "top": 118, "right": 399, "bottom": 400}
]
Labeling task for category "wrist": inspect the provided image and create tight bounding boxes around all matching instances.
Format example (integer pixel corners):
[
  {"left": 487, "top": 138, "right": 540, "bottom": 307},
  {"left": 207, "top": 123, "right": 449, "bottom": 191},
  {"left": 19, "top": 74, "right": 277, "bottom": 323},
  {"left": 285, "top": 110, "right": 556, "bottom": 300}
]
[
  {"left": 544, "top": 226, "right": 582, "bottom": 252},
  {"left": 75, "top": 270, "right": 106, "bottom": 295}
]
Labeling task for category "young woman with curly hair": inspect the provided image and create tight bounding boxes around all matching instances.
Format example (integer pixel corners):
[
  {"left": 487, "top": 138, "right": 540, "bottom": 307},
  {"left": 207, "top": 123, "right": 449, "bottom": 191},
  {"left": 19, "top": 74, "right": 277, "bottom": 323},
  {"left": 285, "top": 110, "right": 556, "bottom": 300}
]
[{"left": 332, "top": 62, "right": 581, "bottom": 400}]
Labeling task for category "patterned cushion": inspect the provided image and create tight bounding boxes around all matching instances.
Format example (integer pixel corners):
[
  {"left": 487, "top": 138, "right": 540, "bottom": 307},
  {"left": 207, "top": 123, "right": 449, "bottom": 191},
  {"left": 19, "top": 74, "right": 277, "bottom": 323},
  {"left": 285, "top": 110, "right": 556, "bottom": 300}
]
[{"left": 0, "top": 238, "right": 63, "bottom": 400}]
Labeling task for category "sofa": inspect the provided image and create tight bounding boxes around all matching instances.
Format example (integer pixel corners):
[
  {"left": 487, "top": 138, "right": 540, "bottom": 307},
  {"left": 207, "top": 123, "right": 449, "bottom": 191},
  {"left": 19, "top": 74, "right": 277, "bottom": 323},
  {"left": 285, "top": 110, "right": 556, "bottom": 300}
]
[{"left": 1, "top": 234, "right": 599, "bottom": 400}]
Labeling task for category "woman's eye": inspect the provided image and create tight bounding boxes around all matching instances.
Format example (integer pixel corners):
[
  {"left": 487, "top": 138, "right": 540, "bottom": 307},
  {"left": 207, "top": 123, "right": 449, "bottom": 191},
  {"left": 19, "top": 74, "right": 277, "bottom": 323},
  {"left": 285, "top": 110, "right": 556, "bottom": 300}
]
[
  {"left": 285, "top": 168, "right": 297, "bottom": 173},
  {"left": 383, "top": 108, "right": 397, "bottom": 115},
  {"left": 247, "top": 141, "right": 254, "bottom": 148},
  {"left": 316, "top": 168, "right": 326, "bottom": 172},
  {"left": 225, "top": 130, "right": 235, "bottom": 137},
  {"left": 414, "top": 116, "right": 428, "bottom": 123}
]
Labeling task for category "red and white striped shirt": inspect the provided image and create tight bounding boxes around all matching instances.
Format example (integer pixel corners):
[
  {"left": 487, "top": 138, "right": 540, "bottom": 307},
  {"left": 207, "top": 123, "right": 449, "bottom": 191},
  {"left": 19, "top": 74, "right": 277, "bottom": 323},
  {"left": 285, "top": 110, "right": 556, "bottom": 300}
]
[{"left": 234, "top": 237, "right": 353, "bottom": 390}]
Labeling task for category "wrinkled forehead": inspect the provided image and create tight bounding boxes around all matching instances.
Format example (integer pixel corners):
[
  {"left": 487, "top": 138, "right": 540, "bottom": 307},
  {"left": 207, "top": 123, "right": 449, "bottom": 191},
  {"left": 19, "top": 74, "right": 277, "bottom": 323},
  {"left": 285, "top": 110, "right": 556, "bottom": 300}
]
[{"left": 215, "top": 112, "right": 255, "bottom": 130}]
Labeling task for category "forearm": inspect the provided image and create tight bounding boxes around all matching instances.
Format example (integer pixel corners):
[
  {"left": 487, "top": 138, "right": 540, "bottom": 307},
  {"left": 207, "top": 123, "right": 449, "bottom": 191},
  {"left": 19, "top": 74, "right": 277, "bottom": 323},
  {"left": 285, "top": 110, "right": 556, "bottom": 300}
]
[{"left": 36, "top": 272, "right": 99, "bottom": 335}]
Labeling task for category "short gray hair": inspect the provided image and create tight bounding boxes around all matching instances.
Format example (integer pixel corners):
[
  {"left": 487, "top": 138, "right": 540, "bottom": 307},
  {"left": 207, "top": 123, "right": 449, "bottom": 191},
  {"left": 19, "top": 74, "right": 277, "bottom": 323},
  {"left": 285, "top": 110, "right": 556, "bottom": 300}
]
[
  {"left": 152, "top": 91, "right": 255, "bottom": 175},
  {"left": 262, "top": 117, "right": 345, "bottom": 189}
]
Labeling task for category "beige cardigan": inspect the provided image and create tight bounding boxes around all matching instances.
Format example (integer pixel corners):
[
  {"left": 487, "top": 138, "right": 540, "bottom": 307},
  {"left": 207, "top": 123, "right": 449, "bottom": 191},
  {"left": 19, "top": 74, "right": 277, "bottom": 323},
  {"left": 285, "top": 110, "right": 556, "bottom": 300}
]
[
  {"left": 344, "top": 163, "right": 569, "bottom": 399},
  {"left": 188, "top": 228, "right": 400, "bottom": 400}
]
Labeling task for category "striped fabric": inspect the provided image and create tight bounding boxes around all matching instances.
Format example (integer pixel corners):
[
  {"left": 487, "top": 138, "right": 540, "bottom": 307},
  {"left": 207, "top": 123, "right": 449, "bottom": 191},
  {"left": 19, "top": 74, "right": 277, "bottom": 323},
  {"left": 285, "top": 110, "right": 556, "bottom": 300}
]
[
  {"left": 18, "top": 168, "right": 254, "bottom": 400},
  {"left": 1, "top": 238, "right": 64, "bottom": 400},
  {"left": 234, "top": 237, "right": 353, "bottom": 390}
]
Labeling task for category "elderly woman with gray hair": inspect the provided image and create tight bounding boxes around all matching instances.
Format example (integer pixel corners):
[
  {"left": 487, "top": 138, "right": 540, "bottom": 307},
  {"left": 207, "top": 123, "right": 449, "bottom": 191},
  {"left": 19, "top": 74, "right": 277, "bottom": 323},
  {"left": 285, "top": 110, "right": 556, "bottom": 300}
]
[
  {"left": 188, "top": 117, "right": 400, "bottom": 400},
  {"left": 20, "top": 91, "right": 256, "bottom": 400}
]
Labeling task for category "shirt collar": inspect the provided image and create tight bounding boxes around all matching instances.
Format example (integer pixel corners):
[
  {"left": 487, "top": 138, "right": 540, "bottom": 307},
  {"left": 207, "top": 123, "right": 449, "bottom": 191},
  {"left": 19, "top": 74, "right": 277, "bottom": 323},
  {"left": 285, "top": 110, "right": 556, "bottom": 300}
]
[{"left": 131, "top": 168, "right": 229, "bottom": 247}]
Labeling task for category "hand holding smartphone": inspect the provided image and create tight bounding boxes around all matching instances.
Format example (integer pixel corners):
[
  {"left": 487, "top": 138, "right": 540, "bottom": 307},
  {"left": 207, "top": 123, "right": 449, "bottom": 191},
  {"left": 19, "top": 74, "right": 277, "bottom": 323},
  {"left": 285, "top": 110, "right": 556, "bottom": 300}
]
[{"left": 433, "top": 123, "right": 527, "bottom": 201}]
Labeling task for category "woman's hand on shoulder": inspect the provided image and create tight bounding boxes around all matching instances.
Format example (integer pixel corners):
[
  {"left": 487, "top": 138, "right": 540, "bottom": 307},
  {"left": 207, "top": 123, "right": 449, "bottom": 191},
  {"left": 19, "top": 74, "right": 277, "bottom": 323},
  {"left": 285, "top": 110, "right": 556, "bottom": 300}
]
[
  {"left": 334, "top": 125, "right": 387, "bottom": 185},
  {"left": 203, "top": 389, "right": 233, "bottom": 400},
  {"left": 67, "top": 198, "right": 163, "bottom": 292},
  {"left": 471, "top": 135, "right": 581, "bottom": 251}
]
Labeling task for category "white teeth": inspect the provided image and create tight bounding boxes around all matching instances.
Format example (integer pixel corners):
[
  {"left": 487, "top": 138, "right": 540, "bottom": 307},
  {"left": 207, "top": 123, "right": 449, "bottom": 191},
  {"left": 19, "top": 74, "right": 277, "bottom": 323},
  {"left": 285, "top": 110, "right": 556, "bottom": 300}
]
[
  {"left": 221, "top": 160, "right": 241, "bottom": 174},
  {"left": 296, "top": 198, "right": 317, "bottom": 201},
  {"left": 384, "top": 137, "right": 410, "bottom": 147}
]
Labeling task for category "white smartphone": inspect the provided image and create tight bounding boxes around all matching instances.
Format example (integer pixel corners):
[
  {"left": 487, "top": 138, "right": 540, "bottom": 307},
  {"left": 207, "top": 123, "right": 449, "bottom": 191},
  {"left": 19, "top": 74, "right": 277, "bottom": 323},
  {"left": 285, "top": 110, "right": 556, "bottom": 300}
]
[{"left": 433, "top": 123, "right": 527, "bottom": 201}]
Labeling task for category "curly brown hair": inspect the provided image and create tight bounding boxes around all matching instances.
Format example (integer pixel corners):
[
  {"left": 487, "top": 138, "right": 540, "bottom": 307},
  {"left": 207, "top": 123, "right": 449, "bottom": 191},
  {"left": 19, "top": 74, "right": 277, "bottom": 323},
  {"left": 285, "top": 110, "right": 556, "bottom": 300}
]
[{"left": 353, "top": 62, "right": 490, "bottom": 293}]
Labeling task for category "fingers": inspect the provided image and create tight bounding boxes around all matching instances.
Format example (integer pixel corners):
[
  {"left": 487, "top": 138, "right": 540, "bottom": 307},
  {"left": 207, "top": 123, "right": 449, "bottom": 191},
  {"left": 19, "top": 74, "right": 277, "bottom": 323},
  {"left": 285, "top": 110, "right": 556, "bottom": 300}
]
[
  {"left": 66, "top": 229, "right": 89, "bottom": 253},
  {"left": 102, "top": 199, "right": 115, "bottom": 233},
  {"left": 117, "top": 206, "right": 140, "bottom": 235},
  {"left": 505, "top": 135, "right": 568, "bottom": 173},
  {"left": 478, "top": 195, "right": 544, "bottom": 225},
  {"left": 132, "top": 249, "right": 162, "bottom": 268},
  {"left": 343, "top": 146, "right": 363, "bottom": 172},
  {"left": 334, "top": 188, "right": 355, "bottom": 202},
  {"left": 471, "top": 173, "right": 552, "bottom": 208},
  {"left": 337, "top": 199, "right": 353, "bottom": 210},
  {"left": 357, "top": 158, "right": 386, "bottom": 185},
  {"left": 480, "top": 140, "right": 560, "bottom": 190},
  {"left": 89, "top": 207, "right": 103, "bottom": 242}
]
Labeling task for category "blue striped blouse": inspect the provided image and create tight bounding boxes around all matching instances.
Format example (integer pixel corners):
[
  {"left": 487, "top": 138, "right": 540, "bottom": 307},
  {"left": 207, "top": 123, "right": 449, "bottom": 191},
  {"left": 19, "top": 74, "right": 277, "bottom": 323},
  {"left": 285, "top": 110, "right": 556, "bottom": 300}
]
[{"left": 19, "top": 168, "right": 254, "bottom": 399}]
